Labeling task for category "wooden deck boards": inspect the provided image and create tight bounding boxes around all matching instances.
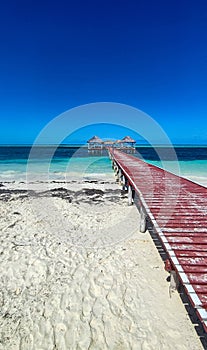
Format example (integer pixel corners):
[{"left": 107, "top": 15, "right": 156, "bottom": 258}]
[{"left": 109, "top": 148, "right": 207, "bottom": 332}]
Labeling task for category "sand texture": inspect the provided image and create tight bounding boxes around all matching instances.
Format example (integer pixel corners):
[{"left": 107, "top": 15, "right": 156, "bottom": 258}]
[{"left": 0, "top": 180, "right": 204, "bottom": 350}]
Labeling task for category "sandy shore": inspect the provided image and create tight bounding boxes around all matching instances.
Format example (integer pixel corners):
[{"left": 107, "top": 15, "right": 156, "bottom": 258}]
[{"left": 0, "top": 178, "right": 204, "bottom": 350}]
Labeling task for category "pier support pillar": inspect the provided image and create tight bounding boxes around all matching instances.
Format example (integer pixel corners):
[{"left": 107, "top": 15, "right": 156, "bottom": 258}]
[
  {"left": 165, "top": 260, "right": 180, "bottom": 296},
  {"left": 112, "top": 161, "right": 117, "bottom": 171},
  {"left": 118, "top": 168, "right": 122, "bottom": 184},
  {"left": 115, "top": 166, "right": 119, "bottom": 182},
  {"left": 139, "top": 207, "right": 147, "bottom": 233},
  {"left": 121, "top": 175, "right": 127, "bottom": 191},
  {"left": 169, "top": 271, "right": 180, "bottom": 296},
  {"left": 128, "top": 185, "right": 133, "bottom": 205}
]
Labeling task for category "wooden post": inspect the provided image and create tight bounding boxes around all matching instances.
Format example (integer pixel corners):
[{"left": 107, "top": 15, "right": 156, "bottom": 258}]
[
  {"left": 128, "top": 185, "right": 133, "bottom": 205},
  {"left": 169, "top": 271, "right": 180, "bottom": 297},
  {"left": 121, "top": 175, "right": 127, "bottom": 191},
  {"left": 139, "top": 207, "right": 147, "bottom": 233},
  {"left": 118, "top": 168, "right": 122, "bottom": 184},
  {"left": 115, "top": 165, "right": 119, "bottom": 181}
]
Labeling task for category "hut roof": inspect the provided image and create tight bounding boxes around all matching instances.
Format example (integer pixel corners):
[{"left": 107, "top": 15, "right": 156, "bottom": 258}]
[
  {"left": 121, "top": 136, "right": 136, "bottom": 143},
  {"left": 87, "top": 136, "right": 103, "bottom": 143},
  {"left": 103, "top": 140, "right": 115, "bottom": 144}
]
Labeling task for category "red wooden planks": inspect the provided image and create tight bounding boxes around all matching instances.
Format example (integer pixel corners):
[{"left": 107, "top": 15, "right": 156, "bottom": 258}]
[
  {"left": 182, "top": 265, "right": 207, "bottom": 273},
  {"left": 167, "top": 236, "right": 207, "bottom": 244},
  {"left": 178, "top": 257, "right": 207, "bottom": 266},
  {"left": 187, "top": 273, "right": 207, "bottom": 285},
  {"left": 175, "top": 251, "right": 207, "bottom": 258},
  {"left": 110, "top": 148, "right": 207, "bottom": 331}
]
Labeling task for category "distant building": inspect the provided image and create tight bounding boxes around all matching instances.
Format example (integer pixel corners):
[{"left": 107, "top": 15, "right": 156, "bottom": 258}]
[
  {"left": 116, "top": 136, "right": 136, "bottom": 149},
  {"left": 87, "top": 135, "right": 136, "bottom": 152},
  {"left": 87, "top": 136, "right": 103, "bottom": 150}
]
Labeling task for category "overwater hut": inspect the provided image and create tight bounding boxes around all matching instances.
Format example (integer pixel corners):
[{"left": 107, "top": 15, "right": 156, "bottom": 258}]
[
  {"left": 87, "top": 136, "right": 103, "bottom": 150},
  {"left": 87, "top": 135, "right": 136, "bottom": 152},
  {"left": 117, "top": 136, "right": 136, "bottom": 149}
]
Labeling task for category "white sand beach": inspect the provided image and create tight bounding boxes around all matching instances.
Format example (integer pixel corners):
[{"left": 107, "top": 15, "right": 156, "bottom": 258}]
[{"left": 0, "top": 178, "right": 204, "bottom": 350}]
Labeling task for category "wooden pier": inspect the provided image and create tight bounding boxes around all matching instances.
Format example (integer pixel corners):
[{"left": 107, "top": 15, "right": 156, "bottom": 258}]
[{"left": 109, "top": 148, "right": 207, "bottom": 333}]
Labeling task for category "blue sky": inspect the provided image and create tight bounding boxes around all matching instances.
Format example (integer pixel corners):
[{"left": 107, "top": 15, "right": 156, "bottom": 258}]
[
  {"left": 64, "top": 123, "right": 147, "bottom": 145},
  {"left": 0, "top": 0, "right": 207, "bottom": 144}
]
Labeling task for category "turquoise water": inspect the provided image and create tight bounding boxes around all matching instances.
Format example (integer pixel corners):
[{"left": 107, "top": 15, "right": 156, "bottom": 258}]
[
  {"left": 0, "top": 146, "right": 207, "bottom": 186},
  {"left": 0, "top": 158, "right": 113, "bottom": 181},
  {"left": 0, "top": 146, "right": 113, "bottom": 181}
]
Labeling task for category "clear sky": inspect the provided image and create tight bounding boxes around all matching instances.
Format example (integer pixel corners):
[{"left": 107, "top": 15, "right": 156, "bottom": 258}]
[{"left": 0, "top": 0, "right": 207, "bottom": 144}]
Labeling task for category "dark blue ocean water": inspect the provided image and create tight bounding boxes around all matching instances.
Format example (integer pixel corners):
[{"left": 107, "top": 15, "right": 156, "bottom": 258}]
[
  {"left": 1, "top": 145, "right": 207, "bottom": 161},
  {"left": 0, "top": 146, "right": 207, "bottom": 185}
]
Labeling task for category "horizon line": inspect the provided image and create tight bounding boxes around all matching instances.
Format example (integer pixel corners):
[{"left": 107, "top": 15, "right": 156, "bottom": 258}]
[{"left": 0, "top": 143, "right": 207, "bottom": 147}]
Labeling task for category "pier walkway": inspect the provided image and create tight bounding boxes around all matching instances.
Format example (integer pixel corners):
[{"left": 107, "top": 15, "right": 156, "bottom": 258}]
[{"left": 109, "top": 148, "right": 207, "bottom": 333}]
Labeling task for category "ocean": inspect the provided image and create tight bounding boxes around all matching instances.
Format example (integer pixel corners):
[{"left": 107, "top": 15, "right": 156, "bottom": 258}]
[{"left": 0, "top": 146, "right": 207, "bottom": 186}]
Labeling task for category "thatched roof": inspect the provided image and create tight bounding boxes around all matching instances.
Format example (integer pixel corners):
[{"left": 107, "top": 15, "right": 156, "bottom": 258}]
[
  {"left": 103, "top": 140, "right": 115, "bottom": 144},
  {"left": 87, "top": 136, "right": 103, "bottom": 143},
  {"left": 87, "top": 135, "right": 135, "bottom": 144},
  {"left": 121, "top": 136, "right": 136, "bottom": 143}
]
